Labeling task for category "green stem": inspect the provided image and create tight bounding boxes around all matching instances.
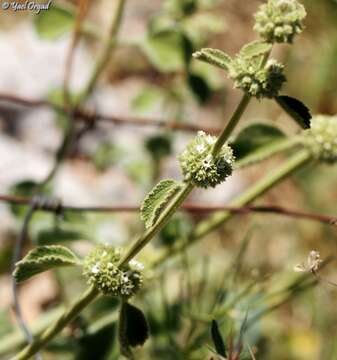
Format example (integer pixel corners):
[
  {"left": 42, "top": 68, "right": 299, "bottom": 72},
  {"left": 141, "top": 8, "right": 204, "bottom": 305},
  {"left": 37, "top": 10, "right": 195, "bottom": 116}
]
[
  {"left": 13, "top": 286, "right": 99, "bottom": 360},
  {"left": 153, "top": 149, "right": 312, "bottom": 267},
  {"left": 212, "top": 94, "right": 251, "bottom": 156},
  {"left": 79, "top": 0, "right": 127, "bottom": 102},
  {"left": 119, "top": 182, "right": 194, "bottom": 266}
]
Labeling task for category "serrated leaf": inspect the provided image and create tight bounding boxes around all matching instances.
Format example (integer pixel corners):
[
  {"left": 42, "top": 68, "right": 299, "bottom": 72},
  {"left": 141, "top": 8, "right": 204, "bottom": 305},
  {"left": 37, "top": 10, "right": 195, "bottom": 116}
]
[
  {"left": 276, "top": 95, "right": 312, "bottom": 129},
  {"left": 192, "top": 48, "right": 232, "bottom": 71},
  {"left": 240, "top": 40, "right": 272, "bottom": 59},
  {"left": 140, "top": 179, "right": 182, "bottom": 229},
  {"left": 119, "top": 302, "right": 149, "bottom": 358},
  {"left": 231, "top": 123, "right": 286, "bottom": 160},
  {"left": 211, "top": 320, "right": 227, "bottom": 357},
  {"left": 34, "top": 6, "right": 75, "bottom": 40},
  {"left": 13, "top": 245, "right": 80, "bottom": 283}
]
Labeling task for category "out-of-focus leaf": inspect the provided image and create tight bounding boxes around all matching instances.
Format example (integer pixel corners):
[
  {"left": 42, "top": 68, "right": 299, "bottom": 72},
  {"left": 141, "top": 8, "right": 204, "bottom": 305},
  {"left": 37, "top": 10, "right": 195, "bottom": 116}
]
[
  {"left": 13, "top": 245, "right": 80, "bottom": 283},
  {"left": 145, "top": 134, "right": 172, "bottom": 161},
  {"left": 75, "top": 322, "right": 116, "bottom": 360},
  {"left": 36, "top": 228, "right": 84, "bottom": 245},
  {"left": 211, "top": 320, "right": 227, "bottom": 357},
  {"left": 231, "top": 123, "right": 286, "bottom": 160},
  {"left": 119, "top": 302, "right": 149, "bottom": 357},
  {"left": 131, "top": 86, "right": 165, "bottom": 115},
  {"left": 141, "top": 179, "right": 182, "bottom": 229},
  {"left": 92, "top": 142, "right": 124, "bottom": 172},
  {"left": 159, "top": 215, "right": 192, "bottom": 247},
  {"left": 276, "top": 95, "right": 312, "bottom": 129},
  {"left": 34, "top": 6, "right": 75, "bottom": 40},
  {"left": 188, "top": 72, "right": 212, "bottom": 104},
  {"left": 141, "top": 30, "right": 187, "bottom": 72}
]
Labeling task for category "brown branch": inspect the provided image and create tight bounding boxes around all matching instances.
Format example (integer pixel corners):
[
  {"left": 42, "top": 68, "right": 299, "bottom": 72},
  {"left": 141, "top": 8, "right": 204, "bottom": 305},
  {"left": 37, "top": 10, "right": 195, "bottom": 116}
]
[
  {"left": 0, "top": 93, "right": 220, "bottom": 135},
  {"left": 0, "top": 194, "right": 336, "bottom": 225}
]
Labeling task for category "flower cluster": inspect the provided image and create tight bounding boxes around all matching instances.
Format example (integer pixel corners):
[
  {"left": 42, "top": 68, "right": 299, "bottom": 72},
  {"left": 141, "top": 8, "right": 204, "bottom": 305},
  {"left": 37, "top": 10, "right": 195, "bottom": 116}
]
[
  {"left": 229, "top": 57, "right": 286, "bottom": 99},
  {"left": 302, "top": 115, "right": 337, "bottom": 163},
  {"left": 254, "top": 0, "right": 306, "bottom": 43},
  {"left": 83, "top": 245, "right": 144, "bottom": 298},
  {"left": 179, "top": 131, "right": 235, "bottom": 188}
]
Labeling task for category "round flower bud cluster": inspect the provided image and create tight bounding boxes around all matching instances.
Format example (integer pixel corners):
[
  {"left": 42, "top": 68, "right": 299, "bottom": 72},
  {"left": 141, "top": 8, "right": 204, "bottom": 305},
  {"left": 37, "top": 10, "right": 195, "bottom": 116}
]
[
  {"left": 179, "top": 131, "right": 235, "bottom": 188},
  {"left": 254, "top": 0, "right": 306, "bottom": 43},
  {"left": 229, "top": 57, "right": 286, "bottom": 99},
  {"left": 83, "top": 245, "right": 144, "bottom": 298},
  {"left": 302, "top": 115, "right": 337, "bottom": 163}
]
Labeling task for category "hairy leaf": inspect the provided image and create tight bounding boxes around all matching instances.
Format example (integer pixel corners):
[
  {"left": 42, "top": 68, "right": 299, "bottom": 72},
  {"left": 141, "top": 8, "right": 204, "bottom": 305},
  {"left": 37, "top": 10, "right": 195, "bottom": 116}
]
[
  {"left": 211, "top": 320, "right": 227, "bottom": 357},
  {"left": 240, "top": 40, "right": 272, "bottom": 59},
  {"left": 13, "top": 245, "right": 80, "bottom": 283},
  {"left": 192, "top": 48, "right": 232, "bottom": 71},
  {"left": 276, "top": 95, "right": 312, "bottom": 129},
  {"left": 119, "top": 302, "right": 149, "bottom": 358},
  {"left": 231, "top": 123, "right": 286, "bottom": 160},
  {"left": 140, "top": 179, "right": 182, "bottom": 229}
]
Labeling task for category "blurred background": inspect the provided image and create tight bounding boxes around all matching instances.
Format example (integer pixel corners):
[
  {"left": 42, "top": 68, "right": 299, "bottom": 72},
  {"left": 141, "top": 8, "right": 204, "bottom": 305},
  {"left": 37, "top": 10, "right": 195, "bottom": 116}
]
[{"left": 0, "top": 0, "right": 337, "bottom": 359}]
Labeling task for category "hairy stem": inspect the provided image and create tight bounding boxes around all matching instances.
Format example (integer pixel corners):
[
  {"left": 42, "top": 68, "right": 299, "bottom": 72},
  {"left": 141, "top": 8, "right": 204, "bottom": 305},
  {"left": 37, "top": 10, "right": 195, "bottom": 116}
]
[
  {"left": 13, "top": 286, "right": 99, "bottom": 360},
  {"left": 212, "top": 94, "right": 251, "bottom": 156}
]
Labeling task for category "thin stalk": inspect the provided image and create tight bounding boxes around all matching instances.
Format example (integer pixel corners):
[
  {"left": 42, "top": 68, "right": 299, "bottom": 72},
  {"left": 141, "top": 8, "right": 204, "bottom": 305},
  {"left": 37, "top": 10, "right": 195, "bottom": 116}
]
[
  {"left": 212, "top": 94, "right": 251, "bottom": 156},
  {"left": 13, "top": 286, "right": 99, "bottom": 360},
  {"left": 153, "top": 149, "right": 312, "bottom": 267},
  {"left": 79, "top": 0, "right": 127, "bottom": 102}
]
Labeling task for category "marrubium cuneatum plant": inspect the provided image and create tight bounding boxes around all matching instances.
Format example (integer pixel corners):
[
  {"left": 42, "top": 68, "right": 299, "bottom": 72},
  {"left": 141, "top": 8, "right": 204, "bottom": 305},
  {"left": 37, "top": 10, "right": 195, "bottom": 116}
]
[{"left": 11, "top": 0, "right": 319, "bottom": 359}]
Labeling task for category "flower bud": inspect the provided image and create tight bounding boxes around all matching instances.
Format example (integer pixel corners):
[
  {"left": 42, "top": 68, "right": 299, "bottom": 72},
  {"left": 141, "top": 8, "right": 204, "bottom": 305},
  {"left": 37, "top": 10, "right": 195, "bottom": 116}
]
[
  {"left": 83, "top": 245, "right": 144, "bottom": 299},
  {"left": 230, "top": 56, "right": 286, "bottom": 99},
  {"left": 179, "top": 131, "right": 235, "bottom": 188},
  {"left": 254, "top": 0, "right": 306, "bottom": 43},
  {"left": 302, "top": 115, "right": 337, "bottom": 163}
]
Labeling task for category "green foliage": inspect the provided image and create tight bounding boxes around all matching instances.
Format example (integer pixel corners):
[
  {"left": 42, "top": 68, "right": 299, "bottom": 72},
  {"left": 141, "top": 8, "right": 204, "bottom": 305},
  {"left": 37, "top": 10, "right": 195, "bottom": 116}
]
[
  {"left": 211, "top": 320, "right": 227, "bottom": 357},
  {"left": 193, "top": 48, "right": 232, "bottom": 71},
  {"left": 231, "top": 123, "right": 286, "bottom": 160},
  {"left": 119, "top": 302, "right": 149, "bottom": 358},
  {"left": 239, "top": 40, "right": 272, "bottom": 59},
  {"left": 34, "top": 5, "right": 75, "bottom": 40},
  {"left": 36, "top": 227, "right": 84, "bottom": 245},
  {"left": 140, "top": 179, "right": 183, "bottom": 229},
  {"left": 145, "top": 134, "right": 172, "bottom": 161},
  {"left": 92, "top": 142, "right": 124, "bottom": 172},
  {"left": 13, "top": 245, "right": 80, "bottom": 283},
  {"left": 276, "top": 95, "right": 312, "bottom": 129}
]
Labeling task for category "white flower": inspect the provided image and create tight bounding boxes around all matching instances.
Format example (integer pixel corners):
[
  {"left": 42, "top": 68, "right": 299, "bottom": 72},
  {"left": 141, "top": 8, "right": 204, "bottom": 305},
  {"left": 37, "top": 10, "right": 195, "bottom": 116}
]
[
  {"left": 129, "top": 259, "right": 144, "bottom": 271},
  {"left": 91, "top": 264, "right": 100, "bottom": 274},
  {"left": 294, "top": 250, "right": 322, "bottom": 273},
  {"left": 196, "top": 144, "right": 206, "bottom": 153}
]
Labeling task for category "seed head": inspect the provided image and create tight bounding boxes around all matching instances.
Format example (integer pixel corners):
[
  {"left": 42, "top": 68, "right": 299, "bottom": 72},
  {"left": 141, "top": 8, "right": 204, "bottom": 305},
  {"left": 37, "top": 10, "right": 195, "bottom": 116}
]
[{"left": 179, "top": 131, "right": 235, "bottom": 188}]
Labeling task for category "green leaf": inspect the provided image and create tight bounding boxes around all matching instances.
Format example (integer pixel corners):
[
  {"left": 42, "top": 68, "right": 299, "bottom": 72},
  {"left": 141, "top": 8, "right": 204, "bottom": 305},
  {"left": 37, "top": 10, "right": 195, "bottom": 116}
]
[
  {"left": 275, "top": 95, "right": 312, "bottom": 129},
  {"left": 140, "top": 179, "right": 182, "bottom": 229},
  {"left": 211, "top": 320, "right": 227, "bottom": 357},
  {"left": 119, "top": 302, "right": 149, "bottom": 358},
  {"left": 141, "top": 30, "right": 187, "bottom": 72},
  {"left": 145, "top": 134, "right": 172, "bottom": 161},
  {"left": 13, "top": 245, "right": 80, "bottom": 283},
  {"left": 188, "top": 72, "right": 212, "bottom": 104},
  {"left": 34, "top": 6, "right": 75, "bottom": 40},
  {"left": 231, "top": 123, "right": 286, "bottom": 160},
  {"left": 131, "top": 86, "right": 165, "bottom": 114},
  {"left": 240, "top": 40, "right": 272, "bottom": 59},
  {"left": 192, "top": 48, "right": 232, "bottom": 71},
  {"left": 36, "top": 228, "right": 84, "bottom": 245}
]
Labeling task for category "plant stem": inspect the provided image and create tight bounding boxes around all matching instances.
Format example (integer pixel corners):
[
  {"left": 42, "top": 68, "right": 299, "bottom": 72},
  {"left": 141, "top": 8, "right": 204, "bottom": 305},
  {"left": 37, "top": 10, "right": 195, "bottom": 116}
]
[
  {"left": 79, "top": 0, "right": 127, "bottom": 102},
  {"left": 13, "top": 286, "right": 99, "bottom": 360},
  {"left": 119, "top": 183, "right": 194, "bottom": 266},
  {"left": 153, "top": 149, "right": 312, "bottom": 267},
  {"left": 212, "top": 94, "right": 251, "bottom": 156}
]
